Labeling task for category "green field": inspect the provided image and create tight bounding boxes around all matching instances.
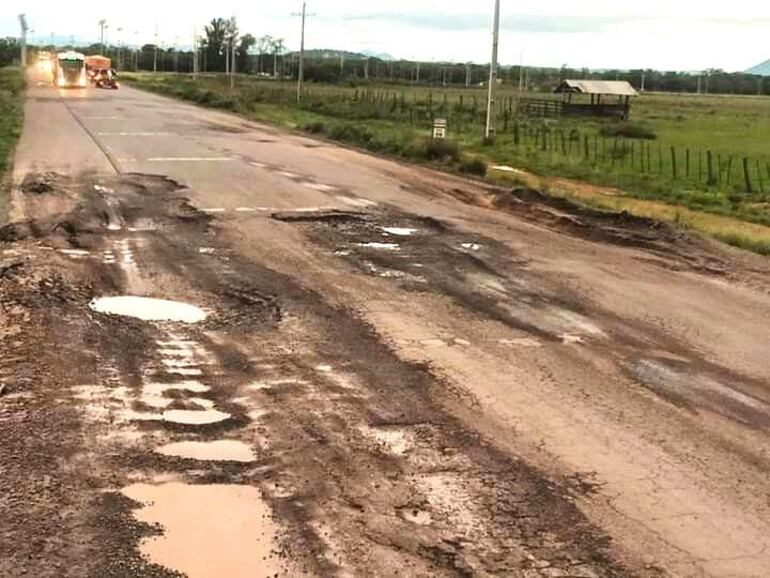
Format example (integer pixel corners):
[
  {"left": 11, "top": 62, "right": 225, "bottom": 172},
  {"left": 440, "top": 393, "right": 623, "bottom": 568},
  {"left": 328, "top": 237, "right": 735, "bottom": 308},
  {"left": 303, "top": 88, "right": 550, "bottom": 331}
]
[
  {"left": 123, "top": 72, "right": 770, "bottom": 254},
  {"left": 0, "top": 67, "right": 24, "bottom": 221}
]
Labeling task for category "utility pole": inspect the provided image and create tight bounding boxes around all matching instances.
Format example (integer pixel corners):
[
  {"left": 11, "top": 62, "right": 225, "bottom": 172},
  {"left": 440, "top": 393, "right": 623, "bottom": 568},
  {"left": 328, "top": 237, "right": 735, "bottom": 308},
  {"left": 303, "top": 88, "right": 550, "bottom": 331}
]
[
  {"left": 117, "top": 27, "right": 123, "bottom": 70},
  {"left": 98, "top": 19, "right": 106, "bottom": 55},
  {"left": 293, "top": 2, "right": 315, "bottom": 103},
  {"left": 18, "top": 14, "right": 28, "bottom": 67},
  {"left": 229, "top": 17, "right": 237, "bottom": 90},
  {"left": 192, "top": 29, "right": 198, "bottom": 79},
  {"left": 153, "top": 21, "right": 158, "bottom": 73},
  {"left": 485, "top": 0, "right": 501, "bottom": 140}
]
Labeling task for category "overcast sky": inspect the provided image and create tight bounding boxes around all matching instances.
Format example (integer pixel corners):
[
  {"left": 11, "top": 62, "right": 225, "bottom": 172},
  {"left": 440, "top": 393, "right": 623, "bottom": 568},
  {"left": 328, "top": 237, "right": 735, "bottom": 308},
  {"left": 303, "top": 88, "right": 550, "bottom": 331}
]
[{"left": 3, "top": 1, "right": 768, "bottom": 71}]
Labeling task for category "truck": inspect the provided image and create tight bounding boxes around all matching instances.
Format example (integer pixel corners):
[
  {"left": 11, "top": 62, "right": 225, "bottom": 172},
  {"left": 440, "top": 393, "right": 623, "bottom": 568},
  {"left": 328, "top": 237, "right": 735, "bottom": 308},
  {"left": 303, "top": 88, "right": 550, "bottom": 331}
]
[
  {"left": 85, "top": 55, "right": 112, "bottom": 81},
  {"left": 53, "top": 51, "right": 87, "bottom": 88}
]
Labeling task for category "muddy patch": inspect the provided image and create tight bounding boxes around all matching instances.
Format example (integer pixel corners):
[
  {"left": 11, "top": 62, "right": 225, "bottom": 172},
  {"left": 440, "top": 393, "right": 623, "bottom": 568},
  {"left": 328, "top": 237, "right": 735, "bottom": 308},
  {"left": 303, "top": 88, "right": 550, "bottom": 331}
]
[{"left": 122, "top": 482, "right": 285, "bottom": 578}]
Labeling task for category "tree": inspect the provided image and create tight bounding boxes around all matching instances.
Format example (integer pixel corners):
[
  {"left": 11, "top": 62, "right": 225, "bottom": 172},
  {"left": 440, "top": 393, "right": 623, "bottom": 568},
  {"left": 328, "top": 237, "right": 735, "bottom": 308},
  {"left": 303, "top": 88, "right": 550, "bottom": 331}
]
[
  {"left": 237, "top": 33, "right": 256, "bottom": 74},
  {"left": 203, "top": 18, "right": 228, "bottom": 72},
  {"left": 270, "top": 38, "right": 286, "bottom": 77},
  {"left": 0, "top": 38, "right": 20, "bottom": 67},
  {"left": 255, "top": 35, "right": 274, "bottom": 74}
]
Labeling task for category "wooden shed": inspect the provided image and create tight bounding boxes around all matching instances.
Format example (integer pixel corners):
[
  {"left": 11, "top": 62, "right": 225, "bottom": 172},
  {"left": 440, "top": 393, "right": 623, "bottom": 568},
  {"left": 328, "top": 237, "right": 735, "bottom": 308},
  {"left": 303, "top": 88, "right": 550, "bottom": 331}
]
[{"left": 554, "top": 79, "right": 638, "bottom": 119}]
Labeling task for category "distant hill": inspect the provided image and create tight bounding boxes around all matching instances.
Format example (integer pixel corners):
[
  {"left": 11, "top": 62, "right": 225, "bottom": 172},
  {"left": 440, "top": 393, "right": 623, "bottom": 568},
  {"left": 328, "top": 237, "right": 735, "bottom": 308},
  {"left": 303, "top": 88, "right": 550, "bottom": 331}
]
[
  {"left": 360, "top": 50, "right": 395, "bottom": 62},
  {"left": 746, "top": 59, "right": 770, "bottom": 76},
  {"left": 301, "top": 49, "right": 368, "bottom": 60}
]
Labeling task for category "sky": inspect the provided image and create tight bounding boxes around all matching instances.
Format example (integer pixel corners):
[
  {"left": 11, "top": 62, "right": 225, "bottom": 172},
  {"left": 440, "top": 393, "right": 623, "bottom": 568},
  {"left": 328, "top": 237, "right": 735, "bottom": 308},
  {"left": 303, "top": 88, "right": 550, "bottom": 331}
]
[{"left": 3, "top": 1, "right": 769, "bottom": 72}]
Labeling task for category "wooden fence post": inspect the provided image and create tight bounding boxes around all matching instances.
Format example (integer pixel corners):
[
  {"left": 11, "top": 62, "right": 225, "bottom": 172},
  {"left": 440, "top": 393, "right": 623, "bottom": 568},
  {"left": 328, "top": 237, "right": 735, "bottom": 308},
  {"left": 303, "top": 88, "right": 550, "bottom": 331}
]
[
  {"left": 658, "top": 145, "right": 663, "bottom": 173},
  {"left": 670, "top": 146, "right": 677, "bottom": 179},
  {"left": 584, "top": 135, "right": 590, "bottom": 160},
  {"left": 743, "top": 157, "right": 753, "bottom": 193},
  {"left": 685, "top": 149, "right": 690, "bottom": 178},
  {"left": 726, "top": 157, "right": 734, "bottom": 186},
  {"left": 707, "top": 151, "right": 716, "bottom": 185},
  {"left": 756, "top": 159, "right": 765, "bottom": 194}
]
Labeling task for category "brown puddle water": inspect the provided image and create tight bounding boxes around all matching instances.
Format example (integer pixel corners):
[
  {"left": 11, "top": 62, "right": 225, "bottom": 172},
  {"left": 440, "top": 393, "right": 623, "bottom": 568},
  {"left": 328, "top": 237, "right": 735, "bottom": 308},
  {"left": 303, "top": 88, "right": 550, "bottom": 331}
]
[
  {"left": 156, "top": 440, "right": 257, "bottom": 462},
  {"left": 122, "top": 482, "right": 284, "bottom": 578}
]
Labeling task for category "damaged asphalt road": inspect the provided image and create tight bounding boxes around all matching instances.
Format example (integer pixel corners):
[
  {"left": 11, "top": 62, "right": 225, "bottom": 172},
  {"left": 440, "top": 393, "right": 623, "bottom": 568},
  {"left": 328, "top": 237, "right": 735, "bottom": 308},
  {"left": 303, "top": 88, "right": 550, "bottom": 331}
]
[
  {"left": 1, "top": 174, "right": 625, "bottom": 577},
  {"left": 2, "top": 70, "right": 770, "bottom": 577}
]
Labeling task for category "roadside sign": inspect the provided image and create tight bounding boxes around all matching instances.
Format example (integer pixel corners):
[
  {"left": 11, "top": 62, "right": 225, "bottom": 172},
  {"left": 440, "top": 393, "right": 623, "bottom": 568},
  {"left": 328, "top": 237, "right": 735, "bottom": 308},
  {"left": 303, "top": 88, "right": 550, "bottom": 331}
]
[{"left": 433, "top": 118, "right": 447, "bottom": 139}]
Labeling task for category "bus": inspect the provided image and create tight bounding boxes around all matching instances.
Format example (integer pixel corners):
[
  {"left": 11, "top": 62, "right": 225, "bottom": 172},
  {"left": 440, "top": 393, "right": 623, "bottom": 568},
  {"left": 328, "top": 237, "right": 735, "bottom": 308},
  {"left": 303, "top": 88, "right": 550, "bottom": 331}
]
[{"left": 53, "top": 51, "right": 87, "bottom": 88}]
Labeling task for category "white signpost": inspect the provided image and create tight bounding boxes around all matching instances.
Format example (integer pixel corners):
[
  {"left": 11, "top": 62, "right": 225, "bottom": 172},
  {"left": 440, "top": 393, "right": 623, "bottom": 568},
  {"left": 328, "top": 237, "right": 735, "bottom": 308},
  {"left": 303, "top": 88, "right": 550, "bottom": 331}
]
[{"left": 433, "top": 118, "right": 447, "bottom": 139}]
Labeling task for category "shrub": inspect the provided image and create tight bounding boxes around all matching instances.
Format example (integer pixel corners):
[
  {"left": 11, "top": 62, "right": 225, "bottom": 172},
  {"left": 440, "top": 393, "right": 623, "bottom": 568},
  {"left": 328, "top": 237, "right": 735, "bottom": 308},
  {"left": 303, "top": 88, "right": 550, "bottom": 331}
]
[
  {"left": 599, "top": 122, "right": 657, "bottom": 140},
  {"left": 326, "top": 123, "right": 374, "bottom": 144},
  {"left": 459, "top": 157, "right": 488, "bottom": 176},
  {"left": 303, "top": 121, "right": 325, "bottom": 134},
  {"left": 424, "top": 139, "right": 461, "bottom": 161}
]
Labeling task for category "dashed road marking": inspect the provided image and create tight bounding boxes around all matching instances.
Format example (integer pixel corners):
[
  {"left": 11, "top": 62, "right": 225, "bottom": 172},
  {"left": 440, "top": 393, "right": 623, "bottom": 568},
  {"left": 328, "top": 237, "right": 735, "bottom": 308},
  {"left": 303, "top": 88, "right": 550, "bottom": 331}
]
[{"left": 147, "top": 157, "right": 234, "bottom": 162}]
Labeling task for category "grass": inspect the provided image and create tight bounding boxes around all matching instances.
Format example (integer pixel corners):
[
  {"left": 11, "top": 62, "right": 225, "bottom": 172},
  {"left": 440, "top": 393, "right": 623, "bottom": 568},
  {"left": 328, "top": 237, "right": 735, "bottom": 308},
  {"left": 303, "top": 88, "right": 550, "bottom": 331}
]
[
  {"left": 122, "top": 72, "right": 770, "bottom": 256},
  {"left": 0, "top": 67, "right": 24, "bottom": 222}
]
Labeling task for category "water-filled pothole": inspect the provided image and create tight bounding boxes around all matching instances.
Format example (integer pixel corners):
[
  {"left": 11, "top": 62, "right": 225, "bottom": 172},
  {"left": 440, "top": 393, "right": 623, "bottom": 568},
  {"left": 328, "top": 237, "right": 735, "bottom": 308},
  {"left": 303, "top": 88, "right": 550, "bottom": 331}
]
[
  {"left": 89, "top": 296, "right": 207, "bottom": 323},
  {"left": 122, "top": 482, "right": 283, "bottom": 577},
  {"left": 156, "top": 440, "right": 256, "bottom": 462}
]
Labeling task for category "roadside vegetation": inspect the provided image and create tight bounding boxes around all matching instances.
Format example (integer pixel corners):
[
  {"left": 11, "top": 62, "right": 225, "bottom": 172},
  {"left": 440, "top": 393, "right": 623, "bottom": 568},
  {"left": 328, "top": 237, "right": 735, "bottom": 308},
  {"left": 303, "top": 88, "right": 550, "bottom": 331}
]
[
  {"left": 122, "top": 72, "right": 770, "bottom": 255},
  {"left": 0, "top": 67, "right": 24, "bottom": 220}
]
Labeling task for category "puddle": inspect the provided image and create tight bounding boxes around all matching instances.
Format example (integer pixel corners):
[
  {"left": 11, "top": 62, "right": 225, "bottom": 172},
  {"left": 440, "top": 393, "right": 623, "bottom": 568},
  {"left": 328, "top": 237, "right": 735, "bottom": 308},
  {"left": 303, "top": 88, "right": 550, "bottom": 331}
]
[
  {"left": 460, "top": 243, "right": 481, "bottom": 251},
  {"left": 121, "top": 483, "right": 283, "bottom": 578},
  {"left": 60, "top": 249, "right": 91, "bottom": 257},
  {"left": 122, "top": 408, "right": 230, "bottom": 425},
  {"left": 89, "top": 296, "right": 207, "bottom": 323},
  {"left": 156, "top": 440, "right": 256, "bottom": 462},
  {"left": 143, "top": 381, "right": 211, "bottom": 396},
  {"left": 382, "top": 227, "right": 417, "bottom": 236},
  {"left": 358, "top": 242, "right": 400, "bottom": 251},
  {"left": 166, "top": 368, "right": 204, "bottom": 376},
  {"left": 163, "top": 409, "right": 231, "bottom": 425}
]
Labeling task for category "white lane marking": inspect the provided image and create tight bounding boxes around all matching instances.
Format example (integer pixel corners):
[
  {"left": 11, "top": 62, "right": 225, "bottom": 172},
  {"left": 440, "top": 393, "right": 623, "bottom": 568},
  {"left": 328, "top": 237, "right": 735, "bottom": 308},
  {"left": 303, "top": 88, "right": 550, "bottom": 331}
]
[
  {"left": 201, "top": 208, "right": 227, "bottom": 213},
  {"left": 306, "top": 183, "right": 338, "bottom": 192},
  {"left": 146, "top": 157, "right": 233, "bottom": 162},
  {"left": 235, "top": 207, "right": 256, "bottom": 213},
  {"left": 249, "top": 161, "right": 267, "bottom": 169},
  {"left": 278, "top": 171, "right": 301, "bottom": 179},
  {"left": 98, "top": 132, "right": 172, "bottom": 137}
]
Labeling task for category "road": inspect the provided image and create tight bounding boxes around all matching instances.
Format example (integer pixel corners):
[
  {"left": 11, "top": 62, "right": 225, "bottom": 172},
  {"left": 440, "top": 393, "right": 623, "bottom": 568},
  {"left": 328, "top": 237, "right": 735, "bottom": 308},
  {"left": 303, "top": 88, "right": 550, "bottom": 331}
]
[{"left": 1, "top": 69, "right": 769, "bottom": 578}]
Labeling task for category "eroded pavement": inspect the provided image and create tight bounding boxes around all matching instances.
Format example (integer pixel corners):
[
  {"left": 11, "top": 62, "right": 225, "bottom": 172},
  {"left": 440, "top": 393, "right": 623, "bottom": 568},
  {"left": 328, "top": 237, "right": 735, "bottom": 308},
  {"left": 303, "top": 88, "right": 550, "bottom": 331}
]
[{"left": 1, "top": 74, "right": 770, "bottom": 578}]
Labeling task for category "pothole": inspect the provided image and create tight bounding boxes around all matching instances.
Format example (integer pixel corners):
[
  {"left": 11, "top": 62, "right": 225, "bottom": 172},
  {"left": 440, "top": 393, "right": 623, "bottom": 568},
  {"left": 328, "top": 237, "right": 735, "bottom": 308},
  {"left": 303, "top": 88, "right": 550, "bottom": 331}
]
[
  {"left": 89, "top": 296, "right": 207, "bottom": 323},
  {"left": 357, "top": 242, "right": 400, "bottom": 251},
  {"left": 381, "top": 227, "right": 417, "bottom": 236},
  {"left": 121, "top": 482, "right": 285, "bottom": 577},
  {"left": 156, "top": 440, "right": 257, "bottom": 462},
  {"left": 121, "top": 409, "right": 231, "bottom": 425},
  {"left": 397, "top": 507, "right": 433, "bottom": 526}
]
